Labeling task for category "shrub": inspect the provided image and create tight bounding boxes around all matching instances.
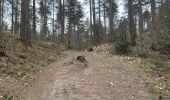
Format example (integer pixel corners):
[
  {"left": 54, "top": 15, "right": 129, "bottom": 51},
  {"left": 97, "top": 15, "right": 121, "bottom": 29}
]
[
  {"left": 159, "top": 44, "right": 170, "bottom": 54},
  {"left": 129, "top": 46, "right": 150, "bottom": 58},
  {"left": 18, "top": 54, "right": 27, "bottom": 59},
  {"left": 114, "top": 41, "right": 130, "bottom": 55}
]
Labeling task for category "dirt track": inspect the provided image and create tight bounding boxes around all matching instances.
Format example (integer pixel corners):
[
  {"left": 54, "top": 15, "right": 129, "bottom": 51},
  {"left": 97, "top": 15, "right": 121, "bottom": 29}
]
[{"left": 18, "top": 51, "right": 152, "bottom": 100}]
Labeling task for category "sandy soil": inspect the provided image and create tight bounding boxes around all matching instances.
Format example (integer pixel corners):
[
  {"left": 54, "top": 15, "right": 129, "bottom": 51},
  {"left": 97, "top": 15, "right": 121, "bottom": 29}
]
[{"left": 17, "top": 51, "right": 152, "bottom": 100}]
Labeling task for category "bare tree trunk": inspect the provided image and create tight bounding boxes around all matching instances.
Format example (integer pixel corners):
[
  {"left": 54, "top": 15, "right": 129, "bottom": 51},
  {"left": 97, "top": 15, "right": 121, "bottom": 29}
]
[
  {"left": 68, "top": 1, "right": 72, "bottom": 49},
  {"left": 44, "top": 0, "right": 47, "bottom": 38},
  {"left": 92, "top": 0, "right": 96, "bottom": 45},
  {"left": 92, "top": 0, "right": 96, "bottom": 26},
  {"left": 128, "top": 0, "right": 136, "bottom": 46},
  {"left": 11, "top": 0, "right": 14, "bottom": 34},
  {"left": 89, "top": 0, "right": 92, "bottom": 42},
  {"left": 103, "top": 1, "right": 107, "bottom": 42},
  {"left": 52, "top": 2, "right": 55, "bottom": 35},
  {"left": 33, "top": 0, "right": 36, "bottom": 36},
  {"left": 20, "top": 0, "right": 30, "bottom": 48},
  {"left": 138, "top": 0, "right": 144, "bottom": 50},
  {"left": 1, "top": 0, "right": 4, "bottom": 32},
  {"left": 151, "top": 0, "right": 156, "bottom": 31},
  {"left": 61, "top": 0, "right": 65, "bottom": 41},
  {"left": 68, "top": 23, "right": 72, "bottom": 49},
  {"left": 151, "top": 0, "right": 156, "bottom": 46},
  {"left": 98, "top": 0, "right": 101, "bottom": 21},
  {"left": 32, "top": 0, "right": 37, "bottom": 45},
  {"left": 59, "top": 0, "right": 62, "bottom": 40},
  {"left": 0, "top": 0, "right": 2, "bottom": 32},
  {"left": 98, "top": 0, "right": 101, "bottom": 43},
  {"left": 14, "top": 0, "right": 19, "bottom": 35},
  {"left": 108, "top": 0, "right": 114, "bottom": 37}
]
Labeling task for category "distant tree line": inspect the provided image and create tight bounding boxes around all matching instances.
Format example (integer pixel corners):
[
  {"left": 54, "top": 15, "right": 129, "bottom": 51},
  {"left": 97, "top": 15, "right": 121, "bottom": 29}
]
[{"left": 0, "top": 0, "right": 169, "bottom": 53}]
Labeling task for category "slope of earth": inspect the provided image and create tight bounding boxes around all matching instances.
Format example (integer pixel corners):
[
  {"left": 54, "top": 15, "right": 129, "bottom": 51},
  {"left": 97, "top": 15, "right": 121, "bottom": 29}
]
[
  {"left": 0, "top": 37, "right": 66, "bottom": 100},
  {"left": 18, "top": 50, "right": 153, "bottom": 100}
]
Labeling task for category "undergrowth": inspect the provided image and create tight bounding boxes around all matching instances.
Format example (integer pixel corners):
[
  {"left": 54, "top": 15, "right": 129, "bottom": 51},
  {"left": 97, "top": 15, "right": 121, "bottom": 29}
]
[
  {"left": 0, "top": 40, "right": 66, "bottom": 80},
  {"left": 2, "top": 91, "right": 13, "bottom": 100},
  {"left": 139, "top": 52, "right": 170, "bottom": 99}
]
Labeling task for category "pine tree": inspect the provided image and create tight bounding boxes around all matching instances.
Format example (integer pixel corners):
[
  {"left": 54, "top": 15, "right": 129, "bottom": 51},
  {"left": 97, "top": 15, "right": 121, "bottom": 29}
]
[
  {"left": 20, "top": 0, "right": 31, "bottom": 48},
  {"left": 128, "top": 0, "right": 136, "bottom": 46},
  {"left": 138, "top": 0, "right": 144, "bottom": 50}
]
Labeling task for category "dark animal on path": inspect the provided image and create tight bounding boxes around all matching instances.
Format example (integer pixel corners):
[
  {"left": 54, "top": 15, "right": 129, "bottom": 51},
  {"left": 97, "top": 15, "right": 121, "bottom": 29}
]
[
  {"left": 158, "top": 96, "right": 162, "bottom": 100},
  {"left": 87, "top": 48, "right": 94, "bottom": 52},
  {"left": 77, "top": 55, "right": 88, "bottom": 66}
]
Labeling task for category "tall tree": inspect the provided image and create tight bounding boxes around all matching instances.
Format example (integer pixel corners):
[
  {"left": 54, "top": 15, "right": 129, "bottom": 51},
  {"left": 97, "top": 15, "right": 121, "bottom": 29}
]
[
  {"left": 89, "top": 0, "right": 92, "bottom": 42},
  {"left": 98, "top": 0, "right": 103, "bottom": 43},
  {"left": 108, "top": 0, "right": 117, "bottom": 38},
  {"left": 52, "top": 1, "right": 55, "bottom": 35},
  {"left": 61, "top": 0, "right": 65, "bottom": 41},
  {"left": 92, "top": 0, "right": 96, "bottom": 36},
  {"left": 32, "top": 0, "right": 36, "bottom": 37},
  {"left": 0, "top": 0, "right": 2, "bottom": 32},
  {"left": 66, "top": 0, "right": 83, "bottom": 49},
  {"left": 138, "top": 0, "right": 144, "bottom": 49},
  {"left": 103, "top": 1, "right": 107, "bottom": 42},
  {"left": 0, "top": 0, "right": 4, "bottom": 32},
  {"left": 11, "top": 0, "right": 14, "bottom": 34},
  {"left": 98, "top": 0, "right": 101, "bottom": 23},
  {"left": 39, "top": 0, "right": 50, "bottom": 39},
  {"left": 57, "top": 0, "right": 65, "bottom": 41},
  {"left": 1, "top": 0, "right": 4, "bottom": 32},
  {"left": 128, "top": 0, "right": 136, "bottom": 46},
  {"left": 20, "top": 0, "right": 31, "bottom": 48},
  {"left": 151, "top": 0, "right": 156, "bottom": 46},
  {"left": 14, "top": 0, "right": 19, "bottom": 35}
]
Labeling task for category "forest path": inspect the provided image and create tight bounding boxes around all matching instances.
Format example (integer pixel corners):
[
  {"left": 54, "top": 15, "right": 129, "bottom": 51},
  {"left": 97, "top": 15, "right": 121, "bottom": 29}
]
[{"left": 19, "top": 51, "right": 152, "bottom": 100}]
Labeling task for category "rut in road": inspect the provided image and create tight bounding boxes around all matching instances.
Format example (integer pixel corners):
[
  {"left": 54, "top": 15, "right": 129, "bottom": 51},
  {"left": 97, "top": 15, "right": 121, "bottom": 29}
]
[{"left": 19, "top": 51, "right": 152, "bottom": 100}]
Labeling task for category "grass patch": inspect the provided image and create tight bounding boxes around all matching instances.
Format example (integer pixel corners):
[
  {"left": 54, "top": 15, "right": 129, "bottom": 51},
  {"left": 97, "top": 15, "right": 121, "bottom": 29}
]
[
  {"left": 0, "top": 40, "right": 66, "bottom": 80},
  {"left": 139, "top": 52, "right": 170, "bottom": 99}
]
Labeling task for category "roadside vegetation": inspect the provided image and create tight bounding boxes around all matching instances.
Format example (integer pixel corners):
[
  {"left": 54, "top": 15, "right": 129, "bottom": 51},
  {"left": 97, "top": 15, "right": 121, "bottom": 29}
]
[
  {"left": 139, "top": 52, "right": 170, "bottom": 99},
  {"left": 0, "top": 33, "right": 66, "bottom": 80},
  {"left": 0, "top": 33, "right": 66, "bottom": 99}
]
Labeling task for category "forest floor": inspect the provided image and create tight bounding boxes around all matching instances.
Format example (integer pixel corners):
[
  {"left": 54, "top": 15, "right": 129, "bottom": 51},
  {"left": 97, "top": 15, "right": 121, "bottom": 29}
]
[
  {"left": 16, "top": 50, "right": 153, "bottom": 100},
  {"left": 1, "top": 42, "right": 169, "bottom": 100}
]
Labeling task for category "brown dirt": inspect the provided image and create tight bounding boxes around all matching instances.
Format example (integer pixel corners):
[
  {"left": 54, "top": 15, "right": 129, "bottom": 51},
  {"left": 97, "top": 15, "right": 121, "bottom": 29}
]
[{"left": 16, "top": 51, "right": 152, "bottom": 100}]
